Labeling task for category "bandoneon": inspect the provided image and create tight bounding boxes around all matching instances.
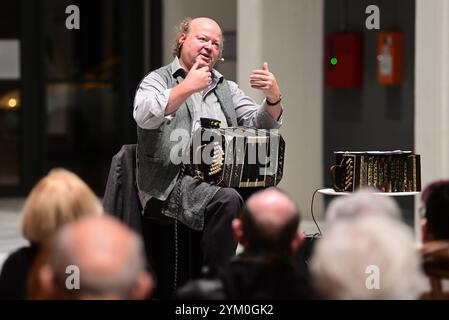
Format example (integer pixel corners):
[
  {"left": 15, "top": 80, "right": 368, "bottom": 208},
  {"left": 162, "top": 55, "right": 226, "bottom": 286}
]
[
  {"left": 188, "top": 125, "right": 285, "bottom": 188},
  {"left": 330, "top": 151, "right": 421, "bottom": 192}
]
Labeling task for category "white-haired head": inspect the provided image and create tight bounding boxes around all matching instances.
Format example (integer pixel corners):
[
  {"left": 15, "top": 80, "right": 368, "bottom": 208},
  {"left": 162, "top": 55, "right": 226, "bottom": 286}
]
[
  {"left": 325, "top": 188, "right": 401, "bottom": 225},
  {"left": 41, "top": 216, "right": 153, "bottom": 300},
  {"left": 310, "top": 215, "right": 426, "bottom": 299}
]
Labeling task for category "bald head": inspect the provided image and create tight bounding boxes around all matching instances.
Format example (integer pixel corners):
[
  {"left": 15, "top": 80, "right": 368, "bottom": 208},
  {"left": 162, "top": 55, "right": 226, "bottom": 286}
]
[
  {"left": 246, "top": 189, "right": 298, "bottom": 226},
  {"left": 191, "top": 17, "right": 221, "bottom": 29},
  {"left": 238, "top": 188, "right": 301, "bottom": 252},
  {"left": 45, "top": 216, "right": 152, "bottom": 299},
  {"left": 174, "top": 17, "right": 223, "bottom": 70},
  {"left": 68, "top": 216, "right": 138, "bottom": 279}
]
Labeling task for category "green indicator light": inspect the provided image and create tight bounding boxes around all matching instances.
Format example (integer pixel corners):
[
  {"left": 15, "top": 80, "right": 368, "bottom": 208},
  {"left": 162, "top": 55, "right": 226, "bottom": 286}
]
[{"left": 330, "top": 57, "right": 338, "bottom": 65}]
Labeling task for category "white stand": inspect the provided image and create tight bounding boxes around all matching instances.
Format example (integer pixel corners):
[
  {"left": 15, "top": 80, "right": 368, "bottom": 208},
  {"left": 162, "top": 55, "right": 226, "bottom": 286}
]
[{"left": 317, "top": 188, "right": 420, "bottom": 197}]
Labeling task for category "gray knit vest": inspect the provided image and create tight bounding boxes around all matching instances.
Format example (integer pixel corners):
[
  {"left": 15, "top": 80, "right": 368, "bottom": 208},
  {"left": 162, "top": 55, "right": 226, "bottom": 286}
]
[{"left": 137, "top": 64, "right": 238, "bottom": 200}]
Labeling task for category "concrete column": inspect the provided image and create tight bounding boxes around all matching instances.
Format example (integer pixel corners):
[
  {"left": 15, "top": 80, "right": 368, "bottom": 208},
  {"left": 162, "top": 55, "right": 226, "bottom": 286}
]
[
  {"left": 415, "top": 0, "right": 449, "bottom": 238},
  {"left": 238, "top": 0, "right": 324, "bottom": 221}
]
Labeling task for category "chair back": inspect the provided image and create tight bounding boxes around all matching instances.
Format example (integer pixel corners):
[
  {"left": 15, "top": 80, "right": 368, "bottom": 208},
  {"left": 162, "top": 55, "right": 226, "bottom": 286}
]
[{"left": 421, "top": 241, "right": 449, "bottom": 299}]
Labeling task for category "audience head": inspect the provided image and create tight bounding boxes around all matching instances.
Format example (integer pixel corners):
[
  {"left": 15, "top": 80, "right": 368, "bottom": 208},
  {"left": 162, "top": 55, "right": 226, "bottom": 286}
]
[
  {"left": 310, "top": 215, "right": 426, "bottom": 299},
  {"left": 421, "top": 180, "right": 449, "bottom": 241},
  {"left": 39, "top": 216, "right": 153, "bottom": 300},
  {"left": 325, "top": 188, "right": 401, "bottom": 225},
  {"left": 232, "top": 188, "right": 302, "bottom": 254},
  {"left": 21, "top": 168, "right": 103, "bottom": 245}
]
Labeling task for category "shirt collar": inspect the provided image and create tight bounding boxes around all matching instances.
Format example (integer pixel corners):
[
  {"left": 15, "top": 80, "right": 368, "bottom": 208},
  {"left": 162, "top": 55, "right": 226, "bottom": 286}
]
[{"left": 170, "top": 57, "right": 223, "bottom": 81}]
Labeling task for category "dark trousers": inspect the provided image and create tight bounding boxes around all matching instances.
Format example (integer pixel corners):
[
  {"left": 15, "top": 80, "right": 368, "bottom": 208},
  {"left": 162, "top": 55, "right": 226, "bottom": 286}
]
[
  {"left": 141, "top": 187, "right": 243, "bottom": 298},
  {"left": 202, "top": 188, "right": 243, "bottom": 266}
]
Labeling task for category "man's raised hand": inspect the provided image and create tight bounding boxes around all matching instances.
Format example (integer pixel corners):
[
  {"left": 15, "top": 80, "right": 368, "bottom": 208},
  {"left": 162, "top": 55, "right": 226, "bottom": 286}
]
[
  {"left": 183, "top": 61, "right": 212, "bottom": 94},
  {"left": 250, "top": 62, "right": 281, "bottom": 103}
]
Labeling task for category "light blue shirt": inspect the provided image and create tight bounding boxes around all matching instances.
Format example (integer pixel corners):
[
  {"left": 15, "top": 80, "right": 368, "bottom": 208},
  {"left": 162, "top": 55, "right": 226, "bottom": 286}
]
[{"left": 133, "top": 57, "right": 283, "bottom": 132}]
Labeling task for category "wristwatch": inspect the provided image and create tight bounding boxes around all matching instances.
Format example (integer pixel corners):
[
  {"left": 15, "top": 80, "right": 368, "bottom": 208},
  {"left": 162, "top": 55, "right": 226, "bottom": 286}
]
[{"left": 266, "top": 94, "right": 282, "bottom": 106}]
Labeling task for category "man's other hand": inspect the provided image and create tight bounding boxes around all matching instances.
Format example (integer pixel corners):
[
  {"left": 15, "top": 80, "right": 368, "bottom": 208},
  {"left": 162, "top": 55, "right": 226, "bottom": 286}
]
[{"left": 250, "top": 62, "right": 281, "bottom": 103}]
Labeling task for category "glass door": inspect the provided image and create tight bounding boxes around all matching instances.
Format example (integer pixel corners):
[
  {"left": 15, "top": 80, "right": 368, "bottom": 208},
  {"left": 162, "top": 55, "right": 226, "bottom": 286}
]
[
  {"left": 43, "top": 0, "right": 121, "bottom": 194},
  {"left": 0, "top": 2, "right": 22, "bottom": 192}
]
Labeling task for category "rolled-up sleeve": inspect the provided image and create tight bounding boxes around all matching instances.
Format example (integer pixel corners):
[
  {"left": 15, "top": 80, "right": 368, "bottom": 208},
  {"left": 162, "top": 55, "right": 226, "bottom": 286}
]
[
  {"left": 228, "top": 80, "right": 283, "bottom": 129},
  {"left": 133, "top": 72, "right": 173, "bottom": 129}
]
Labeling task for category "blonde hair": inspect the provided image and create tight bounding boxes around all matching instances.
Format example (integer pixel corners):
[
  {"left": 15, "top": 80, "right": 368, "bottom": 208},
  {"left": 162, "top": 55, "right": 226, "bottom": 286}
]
[{"left": 21, "top": 169, "right": 103, "bottom": 244}]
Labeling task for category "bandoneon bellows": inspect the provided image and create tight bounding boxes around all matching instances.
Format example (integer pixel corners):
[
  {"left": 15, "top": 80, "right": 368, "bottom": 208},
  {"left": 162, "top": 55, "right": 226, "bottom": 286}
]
[{"left": 188, "top": 126, "right": 285, "bottom": 188}]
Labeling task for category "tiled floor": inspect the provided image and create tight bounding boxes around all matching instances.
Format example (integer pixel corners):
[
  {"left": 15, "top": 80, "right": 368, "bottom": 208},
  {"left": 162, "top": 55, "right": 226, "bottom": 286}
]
[{"left": 0, "top": 198, "right": 27, "bottom": 269}]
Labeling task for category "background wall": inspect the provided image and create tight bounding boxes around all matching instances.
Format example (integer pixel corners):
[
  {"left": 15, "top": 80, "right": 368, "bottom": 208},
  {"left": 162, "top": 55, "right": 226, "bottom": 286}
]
[
  {"left": 415, "top": 0, "right": 449, "bottom": 238},
  {"left": 323, "top": 0, "right": 415, "bottom": 225},
  {"left": 324, "top": 0, "right": 415, "bottom": 177},
  {"left": 162, "top": 0, "right": 324, "bottom": 221},
  {"left": 161, "top": 0, "right": 420, "bottom": 228},
  {"left": 238, "top": 0, "right": 324, "bottom": 221}
]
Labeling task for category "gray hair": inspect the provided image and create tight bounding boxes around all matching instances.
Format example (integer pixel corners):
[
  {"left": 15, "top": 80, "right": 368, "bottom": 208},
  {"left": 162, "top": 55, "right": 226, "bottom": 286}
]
[
  {"left": 325, "top": 188, "right": 402, "bottom": 225},
  {"left": 172, "top": 17, "right": 192, "bottom": 58},
  {"left": 310, "top": 215, "right": 426, "bottom": 299},
  {"left": 49, "top": 221, "right": 147, "bottom": 298}
]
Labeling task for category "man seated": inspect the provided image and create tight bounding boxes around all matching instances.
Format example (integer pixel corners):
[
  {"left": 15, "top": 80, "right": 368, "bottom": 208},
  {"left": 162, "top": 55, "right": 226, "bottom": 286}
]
[
  {"left": 133, "top": 16, "right": 284, "bottom": 271},
  {"left": 176, "top": 188, "right": 315, "bottom": 299}
]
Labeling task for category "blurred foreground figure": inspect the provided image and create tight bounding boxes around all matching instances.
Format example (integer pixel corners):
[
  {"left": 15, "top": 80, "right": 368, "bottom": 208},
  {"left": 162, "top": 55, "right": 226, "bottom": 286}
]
[
  {"left": 176, "top": 188, "right": 315, "bottom": 299},
  {"left": 39, "top": 216, "right": 153, "bottom": 300},
  {"left": 420, "top": 180, "right": 449, "bottom": 299},
  {"left": 310, "top": 215, "right": 426, "bottom": 299},
  {"left": 0, "top": 169, "right": 103, "bottom": 299},
  {"left": 325, "top": 188, "right": 402, "bottom": 225}
]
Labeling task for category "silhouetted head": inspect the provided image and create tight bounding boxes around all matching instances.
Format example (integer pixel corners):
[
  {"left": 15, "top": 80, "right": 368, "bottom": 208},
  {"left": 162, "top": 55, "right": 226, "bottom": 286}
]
[
  {"left": 173, "top": 17, "right": 223, "bottom": 71},
  {"left": 40, "top": 216, "right": 153, "bottom": 300},
  {"left": 233, "top": 188, "right": 302, "bottom": 254},
  {"left": 421, "top": 180, "right": 449, "bottom": 241}
]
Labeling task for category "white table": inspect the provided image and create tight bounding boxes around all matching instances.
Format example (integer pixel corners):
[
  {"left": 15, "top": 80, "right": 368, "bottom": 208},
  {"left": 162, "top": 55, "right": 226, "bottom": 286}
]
[{"left": 317, "top": 188, "right": 420, "bottom": 197}]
